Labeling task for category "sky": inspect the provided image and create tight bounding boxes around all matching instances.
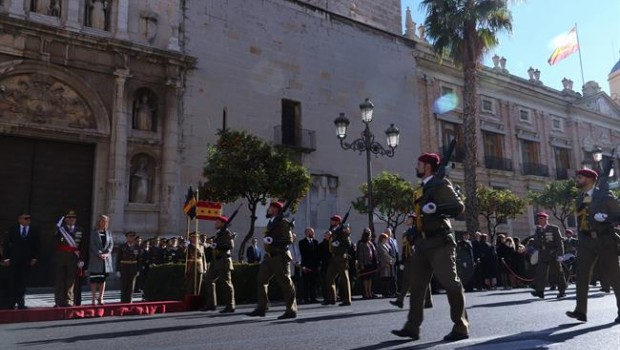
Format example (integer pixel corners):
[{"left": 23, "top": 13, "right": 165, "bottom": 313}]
[{"left": 401, "top": 0, "right": 620, "bottom": 94}]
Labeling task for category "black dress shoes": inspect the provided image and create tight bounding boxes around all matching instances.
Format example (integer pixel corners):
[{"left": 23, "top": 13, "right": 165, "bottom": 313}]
[
  {"left": 277, "top": 311, "right": 297, "bottom": 319},
  {"left": 200, "top": 306, "right": 216, "bottom": 312},
  {"left": 321, "top": 301, "right": 336, "bottom": 305},
  {"left": 391, "top": 329, "right": 419, "bottom": 340},
  {"left": 530, "top": 291, "right": 544, "bottom": 299},
  {"left": 219, "top": 307, "right": 235, "bottom": 314},
  {"left": 556, "top": 292, "right": 566, "bottom": 298},
  {"left": 566, "top": 311, "right": 587, "bottom": 322},
  {"left": 339, "top": 302, "right": 351, "bottom": 306},
  {"left": 424, "top": 301, "right": 433, "bottom": 308},
  {"left": 443, "top": 331, "right": 469, "bottom": 342},
  {"left": 246, "top": 309, "right": 266, "bottom": 317},
  {"left": 389, "top": 300, "right": 404, "bottom": 308}
]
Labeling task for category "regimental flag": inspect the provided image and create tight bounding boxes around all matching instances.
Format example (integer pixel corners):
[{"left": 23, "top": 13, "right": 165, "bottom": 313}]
[
  {"left": 547, "top": 27, "right": 579, "bottom": 66},
  {"left": 183, "top": 187, "right": 197, "bottom": 219},
  {"left": 196, "top": 201, "right": 223, "bottom": 221}
]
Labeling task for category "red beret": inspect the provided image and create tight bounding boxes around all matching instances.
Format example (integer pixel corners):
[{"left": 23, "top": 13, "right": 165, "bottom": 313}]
[
  {"left": 269, "top": 202, "right": 284, "bottom": 210},
  {"left": 216, "top": 215, "right": 228, "bottom": 223},
  {"left": 330, "top": 215, "right": 342, "bottom": 222},
  {"left": 576, "top": 168, "right": 598, "bottom": 179},
  {"left": 536, "top": 212, "right": 549, "bottom": 218},
  {"left": 418, "top": 153, "right": 441, "bottom": 166},
  {"left": 565, "top": 229, "right": 574, "bottom": 235},
  {"left": 407, "top": 213, "right": 416, "bottom": 218}
]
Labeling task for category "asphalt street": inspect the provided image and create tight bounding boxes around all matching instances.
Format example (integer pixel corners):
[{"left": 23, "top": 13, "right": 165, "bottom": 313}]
[{"left": 2, "top": 284, "right": 620, "bottom": 350}]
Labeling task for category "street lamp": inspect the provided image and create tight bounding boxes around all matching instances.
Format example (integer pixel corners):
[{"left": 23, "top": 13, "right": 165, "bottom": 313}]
[{"left": 334, "top": 98, "right": 400, "bottom": 234}]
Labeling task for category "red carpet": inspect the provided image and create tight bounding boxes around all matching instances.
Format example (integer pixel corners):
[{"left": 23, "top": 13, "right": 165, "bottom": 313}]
[{"left": 0, "top": 301, "right": 187, "bottom": 324}]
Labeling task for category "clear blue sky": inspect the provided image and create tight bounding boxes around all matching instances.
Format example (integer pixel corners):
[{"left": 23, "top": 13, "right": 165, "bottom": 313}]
[{"left": 402, "top": 0, "right": 620, "bottom": 93}]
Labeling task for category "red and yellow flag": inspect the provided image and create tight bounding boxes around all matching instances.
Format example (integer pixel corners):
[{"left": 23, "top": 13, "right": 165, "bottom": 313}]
[
  {"left": 196, "top": 201, "right": 223, "bottom": 221},
  {"left": 547, "top": 27, "right": 579, "bottom": 66}
]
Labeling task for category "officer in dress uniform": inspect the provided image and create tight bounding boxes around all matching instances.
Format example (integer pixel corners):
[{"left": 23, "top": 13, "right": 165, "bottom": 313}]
[
  {"left": 247, "top": 202, "right": 297, "bottom": 319},
  {"left": 116, "top": 231, "right": 141, "bottom": 303},
  {"left": 203, "top": 216, "right": 236, "bottom": 313},
  {"left": 323, "top": 215, "right": 352, "bottom": 306},
  {"left": 54, "top": 210, "right": 85, "bottom": 307},
  {"left": 527, "top": 212, "right": 566, "bottom": 299},
  {"left": 566, "top": 168, "right": 620, "bottom": 323},
  {"left": 185, "top": 232, "right": 206, "bottom": 297},
  {"left": 392, "top": 153, "right": 468, "bottom": 342}
]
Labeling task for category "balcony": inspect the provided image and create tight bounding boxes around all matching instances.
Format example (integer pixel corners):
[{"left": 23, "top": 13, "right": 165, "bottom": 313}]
[
  {"left": 521, "top": 162, "right": 549, "bottom": 177},
  {"left": 273, "top": 126, "right": 316, "bottom": 153},
  {"left": 484, "top": 156, "right": 513, "bottom": 171},
  {"left": 556, "top": 168, "right": 570, "bottom": 180},
  {"left": 439, "top": 145, "right": 465, "bottom": 163}
]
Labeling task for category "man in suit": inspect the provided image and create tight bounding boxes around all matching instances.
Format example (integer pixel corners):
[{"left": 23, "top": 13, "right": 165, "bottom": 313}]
[
  {"left": 2, "top": 212, "right": 39, "bottom": 309},
  {"left": 392, "top": 153, "right": 468, "bottom": 342},
  {"left": 528, "top": 212, "right": 566, "bottom": 299},
  {"left": 246, "top": 238, "right": 262, "bottom": 263},
  {"left": 566, "top": 168, "right": 620, "bottom": 323},
  {"left": 299, "top": 227, "right": 320, "bottom": 303}
]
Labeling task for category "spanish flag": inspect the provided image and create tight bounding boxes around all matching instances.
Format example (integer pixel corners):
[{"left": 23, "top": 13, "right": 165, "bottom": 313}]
[
  {"left": 196, "top": 201, "right": 223, "bottom": 221},
  {"left": 183, "top": 187, "right": 197, "bottom": 219},
  {"left": 547, "top": 27, "right": 579, "bottom": 66}
]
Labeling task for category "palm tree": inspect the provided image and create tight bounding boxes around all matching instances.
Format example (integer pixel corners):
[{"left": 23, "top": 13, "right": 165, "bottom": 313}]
[{"left": 420, "top": 0, "right": 513, "bottom": 233}]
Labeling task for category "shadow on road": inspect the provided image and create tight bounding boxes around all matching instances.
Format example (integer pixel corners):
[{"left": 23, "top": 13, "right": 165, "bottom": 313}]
[{"left": 275, "top": 308, "right": 403, "bottom": 324}]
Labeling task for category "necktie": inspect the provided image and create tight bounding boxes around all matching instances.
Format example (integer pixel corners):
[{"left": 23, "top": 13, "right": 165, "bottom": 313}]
[{"left": 21, "top": 227, "right": 27, "bottom": 238}]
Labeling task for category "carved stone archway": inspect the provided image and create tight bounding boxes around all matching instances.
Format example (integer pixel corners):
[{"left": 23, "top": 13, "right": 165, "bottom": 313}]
[{"left": 0, "top": 60, "right": 110, "bottom": 136}]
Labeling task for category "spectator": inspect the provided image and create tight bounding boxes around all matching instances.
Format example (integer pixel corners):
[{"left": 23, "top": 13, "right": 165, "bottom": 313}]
[
  {"left": 246, "top": 238, "right": 262, "bottom": 263},
  {"left": 318, "top": 231, "right": 332, "bottom": 301},
  {"left": 377, "top": 233, "right": 395, "bottom": 298},
  {"left": 495, "top": 234, "right": 514, "bottom": 290},
  {"left": 479, "top": 233, "right": 497, "bottom": 290},
  {"left": 299, "top": 228, "right": 320, "bottom": 304},
  {"left": 356, "top": 228, "right": 377, "bottom": 299}
]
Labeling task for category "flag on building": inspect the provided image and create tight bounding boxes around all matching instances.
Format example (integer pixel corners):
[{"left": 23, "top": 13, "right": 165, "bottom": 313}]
[
  {"left": 196, "top": 201, "right": 223, "bottom": 220},
  {"left": 547, "top": 27, "right": 579, "bottom": 65},
  {"left": 183, "top": 187, "right": 197, "bottom": 219}
]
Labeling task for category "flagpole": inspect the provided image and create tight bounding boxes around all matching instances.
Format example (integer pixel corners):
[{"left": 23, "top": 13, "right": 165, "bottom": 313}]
[
  {"left": 194, "top": 187, "right": 199, "bottom": 295},
  {"left": 575, "top": 23, "right": 586, "bottom": 89}
]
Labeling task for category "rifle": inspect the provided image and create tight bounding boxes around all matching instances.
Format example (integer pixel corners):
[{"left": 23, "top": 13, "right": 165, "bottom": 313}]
[
  {"left": 208, "top": 203, "right": 243, "bottom": 240},
  {"left": 436, "top": 138, "right": 456, "bottom": 180}
]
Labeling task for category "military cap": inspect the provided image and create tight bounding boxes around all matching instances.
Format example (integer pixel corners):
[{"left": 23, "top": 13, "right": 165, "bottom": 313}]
[
  {"left": 536, "top": 212, "right": 549, "bottom": 218},
  {"left": 418, "top": 153, "right": 441, "bottom": 166},
  {"left": 407, "top": 212, "right": 416, "bottom": 218},
  {"left": 576, "top": 168, "right": 598, "bottom": 179},
  {"left": 330, "top": 215, "right": 342, "bottom": 222},
  {"left": 269, "top": 201, "right": 284, "bottom": 210},
  {"left": 189, "top": 231, "right": 200, "bottom": 237},
  {"left": 65, "top": 210, "right": 77, "bottom": 218},
  {"left": 216, "top": 215, "right": 229, "bottom": 223}
]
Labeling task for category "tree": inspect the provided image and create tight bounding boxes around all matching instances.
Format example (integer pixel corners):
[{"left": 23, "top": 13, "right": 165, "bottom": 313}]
[
  {"left": 201, "top": 129, "right": 312, "bottom": 261},
  {"left": 421, "top": 0, "right": 513, "bottom": 234},
  {"left": 477, "top": 187, "right": 526, "bottom": 240},
  {"left": 352, "top": 171, "right": 415, "bottom": 234},
  {"left": 528, "top": 180, "right": 579, "bottom": 230}
]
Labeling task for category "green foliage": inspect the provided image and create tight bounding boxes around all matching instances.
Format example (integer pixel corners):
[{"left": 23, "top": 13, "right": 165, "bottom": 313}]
[
  {"left": 528, "top": 180, "right": 579, "bottom": 229},
  {"left": 201, "top": 129, "right": 312, "bottom": 261},
  {"left": 352, "top": 171, "right": 415, "bottom": 232},
  {"left": 477, "top": 186, "right": 526, "bottom": 239}
]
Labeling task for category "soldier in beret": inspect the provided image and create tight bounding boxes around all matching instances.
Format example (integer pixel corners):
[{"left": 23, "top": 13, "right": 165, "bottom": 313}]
[
  {"left": 323, "top": 214, "right": 352, "bottom": 306},
  {"left": 527, "top": 212, "right": 566, "bottom": 299},
  {"left": 247, "top": 202, "right": 297, "bottom": 319},
  {"left": 567, "top": 168, "right": 620, "bottom": 323},
  {"left": 392, "top": 153, "right": 468, "bottom": 342},
  {"left": 202, "top": 216, "right": 235, "bottom": 313}
]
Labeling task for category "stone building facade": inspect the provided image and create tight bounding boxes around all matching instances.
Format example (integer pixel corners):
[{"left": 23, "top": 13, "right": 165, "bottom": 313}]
[{"left": 414, "top": 36, "right": 620, "bottom": 238}]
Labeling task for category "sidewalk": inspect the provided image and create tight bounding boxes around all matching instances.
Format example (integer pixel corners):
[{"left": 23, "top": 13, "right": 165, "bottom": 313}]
[{"left": 24, "top": 286, "right": 143, "bottom": 308}]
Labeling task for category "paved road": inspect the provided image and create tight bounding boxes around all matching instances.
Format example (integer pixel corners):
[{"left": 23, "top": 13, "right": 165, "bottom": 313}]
[{"left": 2, "top": 285, "right": 620, "bottom": 350}]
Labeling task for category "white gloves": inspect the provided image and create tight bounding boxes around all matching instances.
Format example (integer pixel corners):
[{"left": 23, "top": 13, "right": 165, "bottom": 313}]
[
  {"left": 116, "top": 271, "right": 121, "bottom": 278},
  {"left": 331, "top": 240, "right": 340, "bottom": 247},
  {"left": 422, "top": 202, "right": 437, "bottom": 214},
  {"left": 556, "top": 256, "right": 563, "bottom": 263},
  {"left": 77, "top": 261, "right": 85, "bottom": 268},
  {"left": 263, "top": 237, "right": 273, "bottom": 245},
  {"left": 594, "top": 212, "right": 608, "bottom": 222},
  {"left": 211, "top": 242, "right": 217, "bottom": 249}
]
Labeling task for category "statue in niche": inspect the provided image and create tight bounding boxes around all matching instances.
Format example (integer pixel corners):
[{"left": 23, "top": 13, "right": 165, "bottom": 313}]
[
  {"left": 133, "top": 94, "right": 155, "bottom": 131},
  {"left": 87, "top": 0, "right": 110, "bottom": 31},
  {"left": 130, "top": 156, "right": 153, "bottom": 203},
  {"left": 32, "top": 0, "right": 50, "bottom": 14},
  {"left": 49, "top": 0, "right": 61, "bottom": 17}
]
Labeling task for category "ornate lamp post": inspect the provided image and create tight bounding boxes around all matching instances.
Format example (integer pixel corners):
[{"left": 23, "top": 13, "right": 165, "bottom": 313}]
[{"left": 334, "top": 98, "right": 400, "bottom": 234}]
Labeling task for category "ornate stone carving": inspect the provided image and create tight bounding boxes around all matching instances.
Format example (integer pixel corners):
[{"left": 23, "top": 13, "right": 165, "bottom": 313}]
[
  {"left": 31, "top": 0, "right": 61, "bottom": 17},
  {"left": 129, "top": 154, "right": 155, "bottom": 203},
  {"left": 0, "top": 74, "right": 96, "bottom": 129},
  {"left": 132, "top": 89, "right": 157, "bottom": 131},
  {"left": 140, "top": 10, "right": 159, "bottom": 44},
  {"left": 85, "top": 0, "right": 111, "bottom": 31}
]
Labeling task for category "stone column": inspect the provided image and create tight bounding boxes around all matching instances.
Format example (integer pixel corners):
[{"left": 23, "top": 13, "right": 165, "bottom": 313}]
[
  {"left": 106, "top": 68, "right": 131, "bottom": 234},
  {"left": 159, "top": 77, "right": 182, "bottom": 234},
  {"left": 8, "top": 0, "right": 26, "bottom": 18},
  {"left": 114, "top": 0, "right": 129, "bottom": 40},
  {"left": 64, "top": 0, "right": 81, "bottom": 30}
]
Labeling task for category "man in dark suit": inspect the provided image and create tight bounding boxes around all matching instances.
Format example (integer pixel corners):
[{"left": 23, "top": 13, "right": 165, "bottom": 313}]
[
  {"left": 246, "top": 238, "right": 262, "bottom": 263},
  {"left": 299, "top": 227, "right": 320, "bottom": 303},
  {"left": 2, "top": 212, "right": 39, "bottom": 309}
]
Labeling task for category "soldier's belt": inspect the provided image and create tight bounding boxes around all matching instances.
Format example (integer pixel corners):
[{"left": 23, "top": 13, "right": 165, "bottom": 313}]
[{"left": 120, "top": 260, "right": 138, "bottom": 264}]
